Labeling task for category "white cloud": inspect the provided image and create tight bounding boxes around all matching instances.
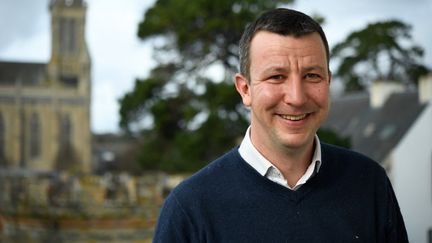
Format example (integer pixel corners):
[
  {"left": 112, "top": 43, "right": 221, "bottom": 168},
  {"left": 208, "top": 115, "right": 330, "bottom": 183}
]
[
  {"left": 0, "top": 0, "right": 48, "bottom": 52},
  {"left": 87, "top": 0, "right": 156, "bottom": 133},
  {"left": 0, "top": 0, "right": 50, "bottom": 61},
  {"left": 91, "top": 79, "right": 119, "bottom": 133}
]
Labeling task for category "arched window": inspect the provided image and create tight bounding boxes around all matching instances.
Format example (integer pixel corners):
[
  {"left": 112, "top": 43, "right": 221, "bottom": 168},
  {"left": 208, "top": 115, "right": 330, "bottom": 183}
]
[
  {"left": 60, "top": 17, "right": 77, "bottom": 53},
  {"left": 59, "top": 113, "right": 72, "bottom": 147},
  {"left": 56, "top": 113, "right": 77, "bottom": 170},
  {"left": 29, "top": 112, "right": 41, "bottom": 159}
]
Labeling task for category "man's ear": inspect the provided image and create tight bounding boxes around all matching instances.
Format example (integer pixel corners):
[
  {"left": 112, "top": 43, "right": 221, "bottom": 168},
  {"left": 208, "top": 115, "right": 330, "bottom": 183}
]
[{"left": 234, "top": 73, "right": 251, "bottom": 107}]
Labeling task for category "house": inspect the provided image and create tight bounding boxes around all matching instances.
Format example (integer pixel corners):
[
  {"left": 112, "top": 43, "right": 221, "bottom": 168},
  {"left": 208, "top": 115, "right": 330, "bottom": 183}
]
[
  {"left": 321, "top": 75, "right": 432, "bottom": 243},
  {"left": 0, "top": 0, "right": 92, "bottom": 172}
]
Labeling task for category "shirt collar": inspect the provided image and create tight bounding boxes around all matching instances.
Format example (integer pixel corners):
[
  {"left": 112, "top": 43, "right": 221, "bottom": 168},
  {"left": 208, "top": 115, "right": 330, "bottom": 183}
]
[{"left": 238, "top": 126, "right": 322, "bottom": 177}]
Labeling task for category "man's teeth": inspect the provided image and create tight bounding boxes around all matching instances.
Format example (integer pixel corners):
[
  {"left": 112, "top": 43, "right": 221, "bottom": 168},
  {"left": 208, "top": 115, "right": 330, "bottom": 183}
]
[{"left": 281, "top": 114, "right": 307, "bottom": 121}]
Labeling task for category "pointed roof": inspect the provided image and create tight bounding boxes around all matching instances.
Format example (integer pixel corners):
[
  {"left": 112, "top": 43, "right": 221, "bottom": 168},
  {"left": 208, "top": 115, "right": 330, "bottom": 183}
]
[{"left": 321, "top": 91, "right": 426, "bottom": 163}]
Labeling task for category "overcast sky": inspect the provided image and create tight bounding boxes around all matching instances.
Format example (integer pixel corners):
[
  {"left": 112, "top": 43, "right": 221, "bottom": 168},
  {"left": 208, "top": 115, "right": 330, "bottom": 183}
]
[{"left": 0, "top": 0, "right": 431, "bottom": 134}]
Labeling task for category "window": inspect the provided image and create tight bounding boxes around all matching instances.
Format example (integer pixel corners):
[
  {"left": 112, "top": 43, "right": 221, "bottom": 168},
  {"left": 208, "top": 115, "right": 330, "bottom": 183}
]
[
  {"left": 379, "top": 124, "right": 396, "bottom": 140},
  {"left": 59, "top": 18, "right": 67, "bottom": 53},
  {"left": 68, "top": 18, "right": 77, "bottom": 52},
  {"left": 59, "top": 114, "right": 72, "bottom": 148},
  {"left": 56, "top": 113, "right": 75, "bottom": 170},
  {"left": 363, "top": 123, "right": 376, "bottom": 137},
  {"left": 0, "top": 112, "right": 5, "bottom": 165},
  {"left": 60, "top": 75, "right": 78, "bottom": 87},
  {"left": 29, "top": 112, "right": 41, "bottom": 159},
  {"left": 59, "top": 17, "right": 77, "bottom": 53}
]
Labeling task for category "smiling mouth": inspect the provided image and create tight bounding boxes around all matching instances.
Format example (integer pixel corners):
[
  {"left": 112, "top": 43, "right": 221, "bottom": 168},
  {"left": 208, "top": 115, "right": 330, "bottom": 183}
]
[{"left": 279, "top": 114, "right": 308, "bottom": 121}]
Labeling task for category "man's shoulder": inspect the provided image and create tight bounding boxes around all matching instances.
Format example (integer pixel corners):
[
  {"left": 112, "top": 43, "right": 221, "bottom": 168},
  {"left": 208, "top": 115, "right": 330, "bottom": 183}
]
[
  {"left": 320, "top": 142, "right": 386, "bottom": 175},
  {"left": 321, "top": 142, "right": 377, "bottom": 163},
  {"left": 170, "top": 147, "right": 242, "bottom": 198}
]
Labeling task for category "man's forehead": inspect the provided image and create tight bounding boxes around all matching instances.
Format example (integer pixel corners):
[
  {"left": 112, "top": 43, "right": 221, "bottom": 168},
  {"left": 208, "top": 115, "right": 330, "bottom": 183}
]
[{"left": 249, "top": 31, "right": 328, "bottom": 67}]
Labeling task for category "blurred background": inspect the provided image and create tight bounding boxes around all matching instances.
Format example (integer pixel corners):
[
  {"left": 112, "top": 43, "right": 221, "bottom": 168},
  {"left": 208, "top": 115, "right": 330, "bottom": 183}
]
[{"left": 0, "top": 0, "right": 431, "bottom": 242}]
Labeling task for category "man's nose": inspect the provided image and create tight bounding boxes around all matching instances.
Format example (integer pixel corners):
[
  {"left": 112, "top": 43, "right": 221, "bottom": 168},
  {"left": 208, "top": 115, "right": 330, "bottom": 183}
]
[{"left": 283, "top": 77, "right": 307, "bottom": 107}]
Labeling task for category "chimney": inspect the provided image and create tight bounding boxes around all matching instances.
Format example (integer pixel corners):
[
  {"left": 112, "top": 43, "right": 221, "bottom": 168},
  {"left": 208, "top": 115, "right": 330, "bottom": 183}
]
[
  {"left": 419, "top": 73, "right": 432, "bottom": 104},
  {"left": 370, "top": 81, "right": 405, "bottom": 108}
]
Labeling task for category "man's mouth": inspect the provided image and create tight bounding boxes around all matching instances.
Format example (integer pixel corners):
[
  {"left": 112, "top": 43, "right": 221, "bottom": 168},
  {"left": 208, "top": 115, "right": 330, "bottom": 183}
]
[{"left": 279, "top": 114, "right": 307, "bottom": 121}]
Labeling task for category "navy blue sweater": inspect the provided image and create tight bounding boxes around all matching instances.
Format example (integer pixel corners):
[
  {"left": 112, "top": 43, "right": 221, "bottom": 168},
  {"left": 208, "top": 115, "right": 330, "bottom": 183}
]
[{"left": 153, "top": 143, "right": 408, "bottom": 243}]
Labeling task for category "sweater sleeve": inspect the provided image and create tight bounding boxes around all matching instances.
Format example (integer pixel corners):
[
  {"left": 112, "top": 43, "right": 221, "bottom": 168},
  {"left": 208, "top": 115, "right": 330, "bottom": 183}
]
[{"left": 152, "top": 192, "right": 198, "bottom": 243}]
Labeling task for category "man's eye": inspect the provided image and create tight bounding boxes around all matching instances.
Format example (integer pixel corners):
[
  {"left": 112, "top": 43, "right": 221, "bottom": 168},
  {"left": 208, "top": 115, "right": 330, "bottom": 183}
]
[
  {"left": 269, "top": 75, "right": 284, "bottom": 80},
  {"left": 306, "top": 73, "right": 319, "bottom": 78},
  {"left": 305, "top": 73, "right": 321, "bottom": 81}
]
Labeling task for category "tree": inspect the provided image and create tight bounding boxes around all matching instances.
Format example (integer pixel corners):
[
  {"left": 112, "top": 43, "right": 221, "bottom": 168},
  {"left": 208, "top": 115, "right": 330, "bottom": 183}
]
[
  {"left": 317, "top": 128, "right": 351, "bottom": 149},
  {"left": 119, "top": 0, "right": 293, "bottom": 173},
  {"left": 137, "top": 0, "right": 294, "bottom": 73},
  {"left": 331, "top": 20, "right": 430, "bottom": 92}
]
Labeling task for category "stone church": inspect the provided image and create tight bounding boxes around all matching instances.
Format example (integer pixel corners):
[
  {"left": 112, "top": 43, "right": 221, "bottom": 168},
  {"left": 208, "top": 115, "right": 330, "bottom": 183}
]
[{"left": 0, "top": 0, "right": 91, "bottom": 172}]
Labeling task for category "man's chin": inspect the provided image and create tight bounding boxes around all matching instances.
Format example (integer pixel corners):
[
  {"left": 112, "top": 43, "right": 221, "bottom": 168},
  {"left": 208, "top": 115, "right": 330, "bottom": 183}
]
[{"left": 278, "top": 133, "right": 315, "bottom": 151}]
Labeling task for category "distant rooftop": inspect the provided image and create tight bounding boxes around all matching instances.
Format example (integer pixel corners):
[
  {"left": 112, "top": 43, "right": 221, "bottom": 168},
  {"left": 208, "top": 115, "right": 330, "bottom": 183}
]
[{"left": 322, "top": 91, "right": 426, "bottom": 163}]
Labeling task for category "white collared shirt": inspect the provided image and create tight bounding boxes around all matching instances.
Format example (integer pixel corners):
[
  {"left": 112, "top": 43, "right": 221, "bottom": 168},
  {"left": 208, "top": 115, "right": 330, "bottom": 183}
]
[{"left": 238, "top": 127, "right": 322, "bottom": 190}]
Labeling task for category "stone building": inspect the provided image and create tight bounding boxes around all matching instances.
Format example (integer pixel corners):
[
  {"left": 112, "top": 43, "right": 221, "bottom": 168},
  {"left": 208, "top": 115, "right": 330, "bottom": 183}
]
[{"left": 0, "top": 0, "right": 91, "bottom": 172}]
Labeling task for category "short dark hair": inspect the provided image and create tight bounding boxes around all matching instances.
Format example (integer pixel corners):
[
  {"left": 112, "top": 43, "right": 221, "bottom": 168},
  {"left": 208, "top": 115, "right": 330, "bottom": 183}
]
[{"left": 238, "top": 8, "right": 330, "bottom": 80}]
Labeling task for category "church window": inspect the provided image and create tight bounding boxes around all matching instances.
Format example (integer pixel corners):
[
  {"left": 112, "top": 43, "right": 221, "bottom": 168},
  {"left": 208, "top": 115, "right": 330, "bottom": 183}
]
[
  {"left": 60, "top": 18, "right": 67, "bottom": 53},
  {"left": 59, "top": 114, "right": 72, "bottom": 147},
  {"left": 68, "top": 18, "right": 77, "bottom": 52},
  {"left": 60, "top": 17, "right": 77, "bottom": 53},
  {"left": 29, "top": 112, "right": 41, "bottom": 159},
  {"left": 0, "top": 112, "right": 5, "bottom": 163},
  {"left": 60, "top": 75, "right": 78, "bottom": 87}
]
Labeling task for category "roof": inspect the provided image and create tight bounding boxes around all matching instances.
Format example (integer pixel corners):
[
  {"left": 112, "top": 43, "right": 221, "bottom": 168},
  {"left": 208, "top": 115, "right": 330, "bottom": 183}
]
[
  {"left": 0, "top": 61, "right": 47, "bottom": 86},
  {"left": 321, "top": 91, "right": 426, "bottom": 163}
]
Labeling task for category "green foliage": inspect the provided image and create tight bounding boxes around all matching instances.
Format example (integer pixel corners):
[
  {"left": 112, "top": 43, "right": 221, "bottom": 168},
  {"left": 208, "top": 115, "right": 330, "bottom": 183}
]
[
  {"left": 317, "top": 128, "right": 351, "bottom": 149},
  {"left": 331, "top": 20, "right": 430, "bottom": 92},
  {"left": 138, "top": 0, "right": 293, "bottom": 72},
  {"left": 143, "top": 79, "right": 249, "bottom": 172},
  {"left": 119, "top": 0, "right": 296, "bottom": 173}
]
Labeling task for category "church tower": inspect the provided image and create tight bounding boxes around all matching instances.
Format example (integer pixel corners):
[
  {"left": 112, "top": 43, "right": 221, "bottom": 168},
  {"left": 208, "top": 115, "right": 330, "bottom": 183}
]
[
  {"left": 47, "top": 0, "right": 92, "bottom": 172},
  {"left": 48, "top": 0, "right": 91, "bottom": 95},
  {"left": 0, "top": 0, "right": 92, "bottom": 173}
]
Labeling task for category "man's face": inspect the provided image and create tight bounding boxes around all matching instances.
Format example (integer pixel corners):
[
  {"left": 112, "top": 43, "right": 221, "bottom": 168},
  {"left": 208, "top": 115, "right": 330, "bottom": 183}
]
[{"left": 235, "top": 31, "right": 331, "bottom": 154}]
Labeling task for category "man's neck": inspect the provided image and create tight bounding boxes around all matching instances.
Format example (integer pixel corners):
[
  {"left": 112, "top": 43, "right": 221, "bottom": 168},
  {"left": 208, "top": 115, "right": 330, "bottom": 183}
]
[
  {"left": 251, "top": 134, "right": 315, "bottom": 187},
  {"left": 276, "top": 142, "right": 315, "bottom": 187}
]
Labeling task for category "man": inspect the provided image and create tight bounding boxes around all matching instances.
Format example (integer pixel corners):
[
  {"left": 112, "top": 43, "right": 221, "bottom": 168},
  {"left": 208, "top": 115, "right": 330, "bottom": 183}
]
[{"left": 153, "top": 8, "right": 408, "bottom": 243}]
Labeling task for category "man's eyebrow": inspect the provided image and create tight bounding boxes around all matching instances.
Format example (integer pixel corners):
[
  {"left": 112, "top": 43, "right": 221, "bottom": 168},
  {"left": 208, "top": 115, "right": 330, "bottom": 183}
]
[
  {"left": 303, "top": 65, "right": 326, "bottom": 72},
  {"left": 262, "top": 66, "right": 290, "bottom": 74}
]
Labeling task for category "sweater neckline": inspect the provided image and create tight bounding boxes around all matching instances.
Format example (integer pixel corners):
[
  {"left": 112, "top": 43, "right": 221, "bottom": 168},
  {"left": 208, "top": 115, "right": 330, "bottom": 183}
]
[{"left": 231, "top": 147, "right": 319, "bottom": 204}]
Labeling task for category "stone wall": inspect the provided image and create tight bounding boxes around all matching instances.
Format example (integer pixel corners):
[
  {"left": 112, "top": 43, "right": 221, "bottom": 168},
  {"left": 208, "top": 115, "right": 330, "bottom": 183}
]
[{"left": 0, "top": 169, "right": 169, "bottom": 242}]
